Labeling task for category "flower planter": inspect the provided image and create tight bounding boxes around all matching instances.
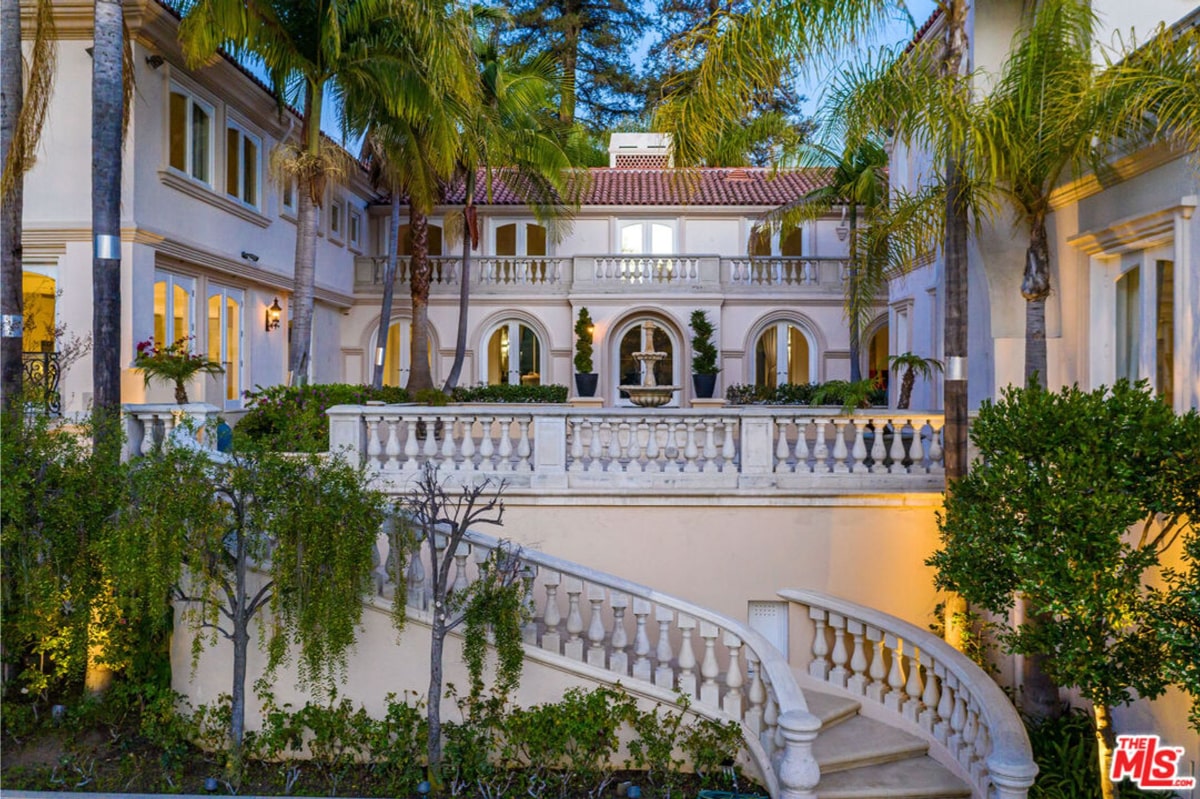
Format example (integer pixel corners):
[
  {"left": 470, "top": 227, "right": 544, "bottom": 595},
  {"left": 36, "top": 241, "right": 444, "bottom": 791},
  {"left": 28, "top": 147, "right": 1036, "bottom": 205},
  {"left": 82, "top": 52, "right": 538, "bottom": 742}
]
[
  {"left": 574, "top": 372, "right": 598, "bottom": 397},
  {"left": 692, "top": 373, "right": 718, "bottom": 399}
]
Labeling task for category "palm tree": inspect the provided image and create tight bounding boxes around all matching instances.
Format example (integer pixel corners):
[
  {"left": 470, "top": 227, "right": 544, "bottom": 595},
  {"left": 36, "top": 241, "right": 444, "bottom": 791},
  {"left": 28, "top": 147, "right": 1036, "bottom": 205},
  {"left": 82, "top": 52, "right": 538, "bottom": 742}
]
[
  {"left": 889, "top": 352, "right": 943, "bottom": 409},
  {"left": 442, "top": 34, "right": 576, "bottom": 392},
  {"left": 177, "top": 0, "right": 476, "bottom": 384},
  {"left": 977, "top": 0, "right": 1200, "bottom": 386}
]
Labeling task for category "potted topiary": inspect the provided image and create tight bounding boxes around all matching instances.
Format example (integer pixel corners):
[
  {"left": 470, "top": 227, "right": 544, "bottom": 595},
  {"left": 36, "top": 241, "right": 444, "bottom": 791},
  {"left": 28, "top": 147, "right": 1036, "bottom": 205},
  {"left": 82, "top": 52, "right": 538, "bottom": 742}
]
[
  {"left": 573, "top": 307, "right": 597, "bottom": 397},
  {"left": 689, "top": 310, "right": 720, "bottom": 398},
  {"left": 134, "top": 336, "right": 224, "bottom": 404}
]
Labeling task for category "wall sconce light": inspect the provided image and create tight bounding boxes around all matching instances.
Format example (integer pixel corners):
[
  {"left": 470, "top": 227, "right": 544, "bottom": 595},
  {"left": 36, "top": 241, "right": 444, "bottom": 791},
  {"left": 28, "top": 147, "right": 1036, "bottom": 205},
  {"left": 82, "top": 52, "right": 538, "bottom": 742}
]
[
  {"left": 145, "top": 54, "right": 165, "bottom": 69},
  {"left": 265, "top": 298, "right": 282, "bottom": 332},
  {"left": 586, "top": 324, "right": 595, "bottom": 337},
  {"left": 241, "top": 250, "right": 260, "bottom": 263}
]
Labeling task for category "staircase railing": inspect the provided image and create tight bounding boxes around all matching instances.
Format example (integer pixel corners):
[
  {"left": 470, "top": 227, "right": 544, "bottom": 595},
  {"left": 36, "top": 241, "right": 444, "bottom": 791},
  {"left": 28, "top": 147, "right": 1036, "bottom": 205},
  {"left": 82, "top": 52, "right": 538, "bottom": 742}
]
[
  {"left": 779, "top": 589, "right": 1037, "bottom": 799},
  {"left": 375, "top": 524, "right": 823, "bottom": 798}
]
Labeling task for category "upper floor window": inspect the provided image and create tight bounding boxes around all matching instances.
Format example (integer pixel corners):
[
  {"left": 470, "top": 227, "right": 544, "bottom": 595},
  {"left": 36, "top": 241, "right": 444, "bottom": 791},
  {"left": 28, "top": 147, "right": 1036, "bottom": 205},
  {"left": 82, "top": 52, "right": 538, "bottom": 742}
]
[
  {"left": 749, "top": 225, "right": 802, "bottom": 257},
  {"left": 495, "top": 222, "right": 547, "bottom": 256},
  {"left": 281, "top": 178, "right": 297, "bottom": 216},
  {"left": 330, "top": 198, "right": 345, "bottom": 242},
  {"left": 168, "top": 89, "right": 213, "bottom": 184},
  {"left": 225, "top": 122, "right": 261, "bottom": 208},
  {"left": 349, "top": 209, "right": 362, "bottom": 250},
  {"left": 619, "top": 220, "right": 674, "bottom": 254}
]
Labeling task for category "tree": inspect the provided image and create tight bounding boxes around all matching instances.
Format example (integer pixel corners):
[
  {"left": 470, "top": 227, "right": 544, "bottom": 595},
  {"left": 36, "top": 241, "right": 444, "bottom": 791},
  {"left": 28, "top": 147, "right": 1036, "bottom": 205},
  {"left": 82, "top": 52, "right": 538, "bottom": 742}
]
[
  {"left": 443, "top": 33, "right": 576, "bottom": 391},
  {"left": 105, "top": 445, "right": 386, "bottom": 779},
  {"left": 177, "top": 0, "right": 476, "bottom": 384},
  {"left": 1, "top": 0, "right": 55, "bottom": 411},
  {"left": 927, "top": 381, "right": 1200, "bottom": 799},
  {"left": 502, "top": 0, "right": 647, "bottom": 128},
  {"left": 974, "top": 0, "right": 1200, "bottom": 385},
  {"left": 398, "top": 463, "right": 524, "bottom": 780},
  {"left": 888, "top": 352, "right": 942, "bottom": 409}
]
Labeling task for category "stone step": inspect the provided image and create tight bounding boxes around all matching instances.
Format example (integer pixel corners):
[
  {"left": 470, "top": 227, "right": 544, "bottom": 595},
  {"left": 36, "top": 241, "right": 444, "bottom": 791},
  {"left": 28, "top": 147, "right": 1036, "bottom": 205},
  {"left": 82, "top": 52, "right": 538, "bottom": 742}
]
[
  {"left": 815, "top": 755, "right": 974, "bottom": 799},
  {"left": 812, "top": 714, "right": 930, "bottom": 773},
  {"left": 802, "top": 686, "right": 862, "bottom": 728}
]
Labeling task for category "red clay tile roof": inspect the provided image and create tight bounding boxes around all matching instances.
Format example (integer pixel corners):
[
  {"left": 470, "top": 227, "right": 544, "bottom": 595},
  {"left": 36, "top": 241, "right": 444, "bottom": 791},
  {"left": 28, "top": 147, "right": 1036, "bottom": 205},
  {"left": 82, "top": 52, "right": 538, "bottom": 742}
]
[{"left": 443, "top": 167, "right": 833, "bottom": 207}]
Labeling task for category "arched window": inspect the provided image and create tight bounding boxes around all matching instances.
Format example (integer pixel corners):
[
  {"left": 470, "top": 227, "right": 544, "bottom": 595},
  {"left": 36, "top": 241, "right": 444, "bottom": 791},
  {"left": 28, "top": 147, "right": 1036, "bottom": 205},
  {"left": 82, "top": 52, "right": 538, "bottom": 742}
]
[
  {"left": 754, "top": 322, "right": 813, "bottom": 387},
  {"left": 23, "top": 271, "right": 58, "bottom": 353},
  {"left": 380, "top": 320, "right": 433, "bottom": 387},
  {"left": 749, "top": 225, "right": 802, "bottom": 256},
  {"left": 615, "top": 318, "right": 679, "bottom": 403},
  {"left": 867, "top": 322, "right": 890, "bottom": 390},
  {"left": 484, "top": 321, "right": 542, "bottom": 385},
  {"left": 495, "top": 222, "right": 547, "bottom": 256},
  {"left": 390, "top": 223, "right": 444, "bottom": 256}
]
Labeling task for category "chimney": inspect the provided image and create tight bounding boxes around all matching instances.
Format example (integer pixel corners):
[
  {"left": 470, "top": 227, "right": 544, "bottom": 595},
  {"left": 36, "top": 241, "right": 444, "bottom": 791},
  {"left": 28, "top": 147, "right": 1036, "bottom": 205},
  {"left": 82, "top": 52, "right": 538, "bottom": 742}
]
[{"left": 609, "top": 133, "right": 673, "bottom": 169}]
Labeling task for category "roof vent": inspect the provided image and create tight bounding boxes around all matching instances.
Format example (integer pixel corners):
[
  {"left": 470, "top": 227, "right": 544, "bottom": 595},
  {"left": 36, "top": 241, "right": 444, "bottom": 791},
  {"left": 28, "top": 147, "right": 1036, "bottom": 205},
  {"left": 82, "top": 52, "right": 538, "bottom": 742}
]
[
  {"left": 609, "top": 132, "right": 673, "bottom": 168},
  {"left": 724, "top": 168, "right": 752, "bottom": 181}
]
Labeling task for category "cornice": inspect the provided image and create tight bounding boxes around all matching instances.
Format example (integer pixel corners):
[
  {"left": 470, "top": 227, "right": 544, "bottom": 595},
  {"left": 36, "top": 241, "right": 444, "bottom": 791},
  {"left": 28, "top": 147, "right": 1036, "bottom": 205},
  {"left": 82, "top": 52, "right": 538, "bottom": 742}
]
[
  {"left": 158, "top": 170, "right": 272, "bottom": 228},
  {"left": 1049, "top": 141, "right": 1187, "bottom": 210},
  {"left": 1066, "top": 197, "right": 1197, "bottom": 256}
]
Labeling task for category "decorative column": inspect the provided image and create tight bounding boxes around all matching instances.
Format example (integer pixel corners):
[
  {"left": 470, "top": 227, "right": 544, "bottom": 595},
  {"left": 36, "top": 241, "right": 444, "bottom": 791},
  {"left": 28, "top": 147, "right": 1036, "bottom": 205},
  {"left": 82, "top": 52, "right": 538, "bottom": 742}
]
[{"left": 777, "top": 710, "right": 821, "bottom": 799}]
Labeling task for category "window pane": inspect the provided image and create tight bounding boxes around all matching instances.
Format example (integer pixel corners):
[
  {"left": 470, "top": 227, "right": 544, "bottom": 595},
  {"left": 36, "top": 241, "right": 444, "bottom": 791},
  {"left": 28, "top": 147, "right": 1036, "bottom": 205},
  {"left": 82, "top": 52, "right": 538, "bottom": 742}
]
[
  {"left": 1115, "top": 267, "right": 1140, "bottom": 383},
  {"left": 487, "top": 328, "right": 505, "bottom": 384},
  {"left": 207, "top": 295, "right": 221, "bottom": 367},
  {"left": 496, "top": 223, "right": 517, "bottom": 256},
  {"left": 154, "top": 280, "right": 167, "bottom": 345},
  {"left": 384, "top": 322, "right": 404, "bottom": 387},
  {"left": 225, "top": 296, "right": 240, "bottom": 402},
  {"left": 350, "top": 213, "right": 360, "bottom": 245},
  {"left": 173, "top": 283, "right": 191, "bottom": 343},
  {"left": 650, "top": 223, "right": 673, "bottom": 254},
  {"left": 169, "top": 93, "right": 187, "bottom": 171},
  {"left": 428, "top": 225, "right": 443, "bottom": 256},
  {"left": 787, "top": 326, "right": 808, "bottom": 383},
  {"left": 526, "top": 224, "right": 547, "bottom": 256},
  {"left": 1156, "top": 260, "right": 1174, "bottom": 405},
  {"left": 782, "top": 227, "right": 803, "bottom": 256},
  {"left": 243, "top": 136, "right": 258, "bottom": 205},
  {"left": 331, "top": 204, "right": 342, "bottom": 234},
  {"left": 621, "top": 223, "right": 643, "bottom": 254},
  {"left": 750, "top": 227, "right": 771, "bottom": 257},
  {"left": 226, "top": 129, "right": 240, "bottom": 199},
  {"left": 192, "top": 104, "right": 210, "bottom": 182},
  {"left": 756, "top": 327, "right": 778, "bottom": 388},
  {"left": 867, "top": 324, "right": 888, "bottom": 390},
  {"left": 283, "top": 180, "right": 294, "bottom": 210},
  {"left": 519, "top": 325, "right": 539, "bottom": 384}
]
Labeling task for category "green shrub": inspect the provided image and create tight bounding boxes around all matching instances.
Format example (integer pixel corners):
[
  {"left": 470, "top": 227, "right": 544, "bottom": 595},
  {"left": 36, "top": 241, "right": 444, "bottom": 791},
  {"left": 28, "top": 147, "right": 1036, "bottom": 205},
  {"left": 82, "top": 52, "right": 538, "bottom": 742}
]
[
  {"left": 413, "top": 387, "right": 450, "bottom": 406},
  {"left": 725, "top": 382, "right": 818, "bottom": 405},
  {"left": 574, "top": 308, "right": 594, "bottom": 373},
  {"left": 689, "top": 311, "right": 720, "bottom": 375},
  {"left": 450, "top": 384, "right": 569, "bottom": 403},
  {"left": 236, "top": 383, "right": 409, "bottom": 452}
]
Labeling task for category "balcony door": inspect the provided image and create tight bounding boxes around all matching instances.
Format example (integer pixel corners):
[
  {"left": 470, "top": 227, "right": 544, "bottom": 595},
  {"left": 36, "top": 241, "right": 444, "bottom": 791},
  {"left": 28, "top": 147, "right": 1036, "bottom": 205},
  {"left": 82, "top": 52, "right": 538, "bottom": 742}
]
[
  {"left": 207, "top": 285, "right": 243, "bottom": 409},
  {"left": 755, "top": 322, "right": 814, "bottom": 387},
  {"left": 381, "top": 319, "right": 433, "bottom": 388}
]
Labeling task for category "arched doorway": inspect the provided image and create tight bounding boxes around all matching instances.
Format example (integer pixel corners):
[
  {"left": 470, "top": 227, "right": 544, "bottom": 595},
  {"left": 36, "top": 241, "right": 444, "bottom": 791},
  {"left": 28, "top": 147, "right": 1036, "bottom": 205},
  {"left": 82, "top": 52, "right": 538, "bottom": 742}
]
[
  {"left": 379, "top": 319, "right": 434, "bottom": 387},
  {"left": 613, "top": 316, "right": 680, "bottom": 405},
  {"left": 482, "top": 319, "right": 544, "bottom": 385},
  {"left": 754, "top": 321, "right": 815, "bottom": 387}
]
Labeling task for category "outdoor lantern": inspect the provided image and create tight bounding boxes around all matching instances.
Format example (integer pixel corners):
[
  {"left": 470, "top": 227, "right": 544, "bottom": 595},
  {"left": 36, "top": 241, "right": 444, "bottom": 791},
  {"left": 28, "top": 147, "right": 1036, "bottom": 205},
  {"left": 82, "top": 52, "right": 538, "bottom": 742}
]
[{"left": 265, "top": 298, "right": 283, "bottom": 332}]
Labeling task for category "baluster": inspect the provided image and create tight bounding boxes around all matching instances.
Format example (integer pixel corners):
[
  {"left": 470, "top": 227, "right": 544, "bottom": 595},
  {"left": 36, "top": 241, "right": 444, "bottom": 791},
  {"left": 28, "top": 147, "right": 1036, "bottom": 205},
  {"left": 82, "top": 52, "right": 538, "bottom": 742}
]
[
  {"left": 866, "top": 625, "right": 888, "bottom": 702},
  {"left": 138, "top": 414, "right": 156, "bottom": 455},
  {"left": 422, "top": 415, "right": 438, "bottom": 459},
  {"left": 888, "top": 418, "right": 907, "bottom": 470},
  {"left": 564, "top": 578, "right": 584, "bottom": 660},
  {"left": 677, "top": 615, "right": 698, "bottom": 697},
  {"left": 957, "top": 697, "right": 977, "bottom": 761},
  {"left": 478, "top": 415, "right": 495, "bottom": 469},
  {"left": 403, "top": 418, "right": 420, "bottom": 470},
  {"left": 610, "top": 593, "right": 629, "bottom": 675},
  {"left": 808, "top": 608, "right": 830, "bottom": 680},
  {"left": 406, "top": 544, "right": 427, "bottom": 610},
  {"left": 627, "top": 419, "right": 644, "bottom": 470},
  {"left": 451, "top": 542, "right": 471, "bottom": 595},
  {"left": 383, "top": 419, "right": 401, "bottom": 470},
  {"left": 884, "top": 634, "right": 906, "bottom": 713},
  {"left": 516, "top": 418, "right": 532, "bottom": 471},
  {"left": 163, "top": 413, "right": 178, "bottom": 444},
  {"left": 460, "top": 417, "right": 477, "bottom": 470},
  {"left": 366, "top": 417, "right": 383, "bottom": 467},
  {"left": 907, "top": 419, "right": 924, "bottom": 469},
  {"left": 723, "top": 633, "right": 744, "bottom": 717},
  {"left": 568, "top": 417, "right": 584, "bottom": 472},
  {"left": 521, "top": 565, "right": 539, "bottom": 645},
  {"left": 831, "top": 419, "right": 850, "bottom": 473},
  {"left": 496, "top": 417, "right": 514, "bottom": 471},
  {"left": 698, "top": 622, "right": 720, "bottom": 705},
  {"left": 632, "top": 599, "right": 652, "bottom": 681},
  {"left": 870, "top": 418, "right": 889, "bottom": 473},
  {"left": 666, "top": 422, "right": 685, "bottom": 473},
  {"left": 828, "top": 613, "right": 850, "bottom": 688},
  {"left": 745, "top": 652, "right": 765, "bottom": 734},
  {"left": 850, "top": 419, "right": 868, "bottom": 472},
  {"left": 441, "top": 416, "right": 457, "bottom": 466},
  {"left": 588, "top": 419, "right": 603, "bottom": 469},
  {"left": 721, "top": 420, "right": 736, "bottom": 469},
  {"left": 647, "top": 421, "right": 664, "bottom": 471},
  {"left": 607, "top": 421, "right": 624, "bottom": 469},
  {"left": 934, "top": 668, "right": 955, "bottom": 744},
  {"left": 903, "top": 644, "right": 925, "bottom": 723},
  {"left": 701, "top": 420, "right": 718, "bottom": 470},
  {"left": 541, "top": 572, "right": 562, "bottom": 654},
  {"left": 814, "top": 418, "right": 832, "bottom": 471},
  {"left": 919, "top": 656, "right": 941, "bottom": 733},
  {"left": 929, "top": 420, "right": 944, "bottom": 473},
  {"left": 375, "top": 533, "right": 391, "bottom": 598},
  {"left": 654, "top": 607, "right": 675, "bottom": 688},
  {"left": 586, "top": 585, "right": 608, "bottom": 667},
  {"left": 761, "top": 673, "right": 779, "bottom": 755},
  {"left": 775, "top": 419, "right": 792, "bottom": 471},
  {"left": 846, "top": 620, "right": 869, "bottom": 696},
  {"left": 683, "top": 420, "right": 700, "bottom": 473}
]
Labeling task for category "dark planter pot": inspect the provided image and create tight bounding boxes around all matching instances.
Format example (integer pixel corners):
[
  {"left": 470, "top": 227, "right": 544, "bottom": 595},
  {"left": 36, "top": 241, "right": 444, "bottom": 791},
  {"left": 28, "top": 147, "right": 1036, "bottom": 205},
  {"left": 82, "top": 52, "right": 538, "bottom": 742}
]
[
  {"left": 692, "top": 373, "right": 718, "bottom": 399},
  {"left": 574, "top": 373, "right": 598, "bottom": 397}
]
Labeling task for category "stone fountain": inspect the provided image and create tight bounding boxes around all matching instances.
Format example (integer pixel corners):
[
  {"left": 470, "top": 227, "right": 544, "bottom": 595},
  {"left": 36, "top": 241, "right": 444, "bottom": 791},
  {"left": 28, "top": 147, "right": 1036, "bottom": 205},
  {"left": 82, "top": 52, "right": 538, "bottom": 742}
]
[{"left": 618, "top": 321, "right": 680, "bottom": 407}]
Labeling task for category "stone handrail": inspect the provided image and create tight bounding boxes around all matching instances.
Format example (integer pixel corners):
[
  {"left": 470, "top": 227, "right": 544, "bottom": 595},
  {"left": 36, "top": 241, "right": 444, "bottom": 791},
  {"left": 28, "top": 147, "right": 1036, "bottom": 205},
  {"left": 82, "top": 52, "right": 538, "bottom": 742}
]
[
  {"left": 327, "top": 405, "right": 946, "bottom": 492},
  {"left": 724, "top": 257, "right": 851, "bottom": 289},
  {"left": 122, "top": 402, "right": 222, "bottom": 459},
  {"left": 778, "top": 588, "right": 1037, "bottom": 799},
  {"left": 376, "top": 523, "right": 821, "bottom": 798}
]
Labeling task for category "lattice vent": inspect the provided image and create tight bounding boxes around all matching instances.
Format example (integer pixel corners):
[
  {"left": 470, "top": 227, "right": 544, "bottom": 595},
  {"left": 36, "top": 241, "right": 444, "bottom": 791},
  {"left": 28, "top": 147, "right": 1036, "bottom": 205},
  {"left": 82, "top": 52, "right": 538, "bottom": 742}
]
[{"left": 614, "top": 153, "right": 670, "bottom": 169}]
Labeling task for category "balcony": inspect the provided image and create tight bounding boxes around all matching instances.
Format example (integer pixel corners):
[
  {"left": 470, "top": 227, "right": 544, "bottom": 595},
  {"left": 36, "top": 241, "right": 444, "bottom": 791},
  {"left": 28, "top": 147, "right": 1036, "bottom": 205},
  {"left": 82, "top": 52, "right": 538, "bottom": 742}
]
[
  {"left": 327, "top": 404, "right": 946, "bottom": 495},
  {"left": 352, "top": 255, "right": 857, "bottom": 297}
]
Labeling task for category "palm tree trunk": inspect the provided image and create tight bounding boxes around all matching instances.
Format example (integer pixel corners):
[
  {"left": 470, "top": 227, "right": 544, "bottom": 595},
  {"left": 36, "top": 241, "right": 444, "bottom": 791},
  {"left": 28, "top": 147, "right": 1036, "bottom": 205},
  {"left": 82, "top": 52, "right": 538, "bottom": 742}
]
[
  {"left": 288, "top": 82, "right": 323, "bottom": 385},
  {"left": 407, "top": 208, "right": 434, "bottom": 392},
  {"left": 898, "top": 367, "right": 915, "bottom": 410},
  {"left": 1022, "top": 215, "right": 1051, "bottom": 387},
  {"left": 1, "top": 0, "right": 24, "bottom": 413},
  {"left": 92, "top": 0, "right": 123, "bottom": 433},
  {"left": 372, "top": 193, "right": 401, "bottom": 389},
  {"left": 941, "top": 0, "right": 971, "bottom": 651},
  {"left": 848, "top": 205, "right": 861, "bottom": 382},
  {"left": 444, "top": 172, "right": 476, "bottom": 392}
]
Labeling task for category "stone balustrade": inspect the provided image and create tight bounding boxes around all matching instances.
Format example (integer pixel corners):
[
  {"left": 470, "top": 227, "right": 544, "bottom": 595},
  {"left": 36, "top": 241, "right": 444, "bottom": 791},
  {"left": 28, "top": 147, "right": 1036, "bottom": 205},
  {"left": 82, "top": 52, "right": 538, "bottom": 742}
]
[
  {"left": 122, "top": 403, "right": 222, "bottom": 459},
  {"left": 375, "top": 524, "right": 821, "bottom": 798},
  {"left": 725, "top": 257, "right": 849, "bottom": 289},
  {"left": 779, "top": 589, "right": 1036, "bottom": 799},
  {"left": 327, "top": 405, "right": 946, "bottom": 492}
]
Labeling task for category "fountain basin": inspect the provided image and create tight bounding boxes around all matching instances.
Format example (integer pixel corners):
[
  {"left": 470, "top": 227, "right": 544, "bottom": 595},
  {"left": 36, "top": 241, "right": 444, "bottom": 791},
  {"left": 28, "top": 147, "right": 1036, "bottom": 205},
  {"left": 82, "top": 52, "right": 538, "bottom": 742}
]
[{"left": 619, "top": 385, "right": 680, "bottom": 407}]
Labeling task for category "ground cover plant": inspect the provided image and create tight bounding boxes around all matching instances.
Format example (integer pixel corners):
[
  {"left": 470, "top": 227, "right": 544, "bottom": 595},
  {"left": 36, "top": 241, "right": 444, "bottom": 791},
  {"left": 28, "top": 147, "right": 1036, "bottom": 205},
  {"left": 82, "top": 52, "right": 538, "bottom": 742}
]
[
  {"left": 449, "top": 383, "right": 569, "bottom": 403},
  {"left": 237, "top": 383, "right": 410, "bottom": 452},
  {"left": 725, "top": 379, "right": 886, "bottom": 407}
]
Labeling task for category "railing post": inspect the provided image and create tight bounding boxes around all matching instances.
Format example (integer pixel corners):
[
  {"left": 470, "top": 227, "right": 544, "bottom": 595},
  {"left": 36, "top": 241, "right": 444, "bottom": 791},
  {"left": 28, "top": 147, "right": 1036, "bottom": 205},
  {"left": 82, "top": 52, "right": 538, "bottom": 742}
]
[
  {"left": 987, "top": 756, "right": 1038, "bottom": 799},
  {"left": 328, "top": 404, "right": 367, "bottom": 467},
  {"left": 532, "top": 413, "right": 568, "bottom": 488},
  {"left": 776, "top": 710, "right": 821, "bottom": 799},
  {"left": 740, "top": 415, "right": 775, "bottom": 475}
]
